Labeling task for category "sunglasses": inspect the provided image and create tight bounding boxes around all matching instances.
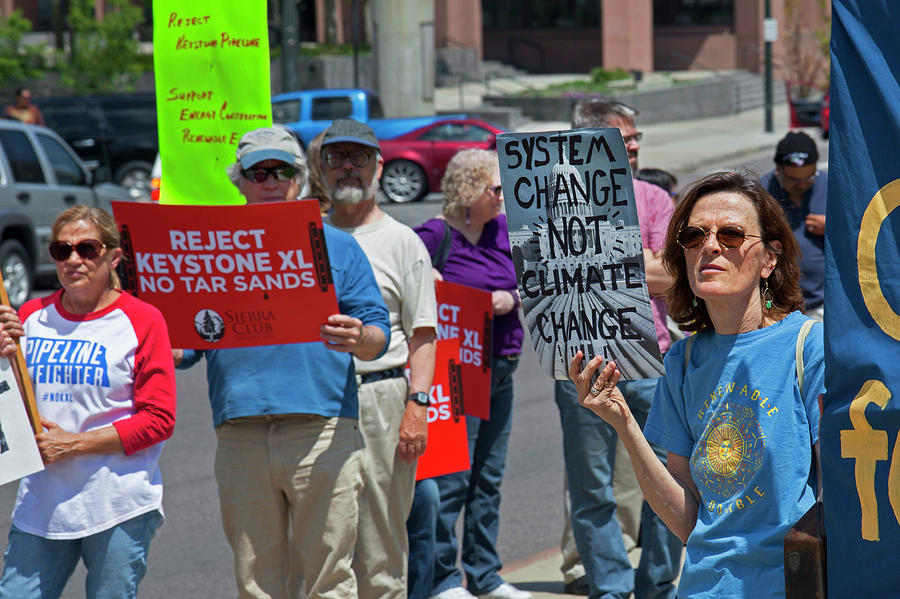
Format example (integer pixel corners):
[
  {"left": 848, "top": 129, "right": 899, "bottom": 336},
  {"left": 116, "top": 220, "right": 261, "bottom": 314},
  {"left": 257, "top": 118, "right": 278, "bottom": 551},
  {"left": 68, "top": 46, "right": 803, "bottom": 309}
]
[
  {"left": 49, "top": 239, "right": 106, "bottom": 262},
  {"left": 676, "top": 226, "right": 762, "bottom": 250},
  {"left": 323, "top": 150, "right": 371, "bottom": 169},
  {"left": 779, "top": 172, "right": 817, "bottom": 185},
  {"left": 486, "top": 185, "right": 502, "bottom": 197},
  {"left": 240, "top": 165, "right": 297, "bottom": 183}
]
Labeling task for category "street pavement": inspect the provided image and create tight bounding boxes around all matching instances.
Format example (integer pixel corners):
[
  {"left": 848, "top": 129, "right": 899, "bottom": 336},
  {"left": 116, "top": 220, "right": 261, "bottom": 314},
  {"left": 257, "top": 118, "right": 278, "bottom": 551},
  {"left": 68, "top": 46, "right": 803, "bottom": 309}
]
[{"left": 0, "top": 91, "right": 826, "bottom": 598}]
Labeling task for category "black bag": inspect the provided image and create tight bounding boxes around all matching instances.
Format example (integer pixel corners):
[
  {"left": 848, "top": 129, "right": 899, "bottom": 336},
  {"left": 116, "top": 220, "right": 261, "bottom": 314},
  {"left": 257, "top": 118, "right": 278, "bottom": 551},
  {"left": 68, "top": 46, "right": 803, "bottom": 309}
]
[{"left": 784, "top": 500, "right": 827, "bottom": 598}]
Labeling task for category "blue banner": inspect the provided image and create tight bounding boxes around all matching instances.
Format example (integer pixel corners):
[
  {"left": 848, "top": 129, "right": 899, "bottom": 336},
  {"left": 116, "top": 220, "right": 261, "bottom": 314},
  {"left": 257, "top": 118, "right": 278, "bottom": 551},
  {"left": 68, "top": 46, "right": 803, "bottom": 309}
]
[{"left": 824, "top": 2, "right": 900, "bottom": 596}]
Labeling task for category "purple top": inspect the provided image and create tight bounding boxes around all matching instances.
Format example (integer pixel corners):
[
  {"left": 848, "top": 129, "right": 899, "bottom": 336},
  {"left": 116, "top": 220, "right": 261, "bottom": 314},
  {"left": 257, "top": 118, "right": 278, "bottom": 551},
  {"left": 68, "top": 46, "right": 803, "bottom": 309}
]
[{"left": 416, "top": 215, "right": 524, "bottom": 355}]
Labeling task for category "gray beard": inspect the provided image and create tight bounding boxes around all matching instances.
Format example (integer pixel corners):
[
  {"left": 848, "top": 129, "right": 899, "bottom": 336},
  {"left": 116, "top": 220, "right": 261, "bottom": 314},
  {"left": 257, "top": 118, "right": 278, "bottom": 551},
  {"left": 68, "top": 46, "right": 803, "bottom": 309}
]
[
  {"left": 331, "top": 177, "right": 379, "bottom": 206},
  {"left": 332, "top": 186, "right": 364, "bottom": 205}
]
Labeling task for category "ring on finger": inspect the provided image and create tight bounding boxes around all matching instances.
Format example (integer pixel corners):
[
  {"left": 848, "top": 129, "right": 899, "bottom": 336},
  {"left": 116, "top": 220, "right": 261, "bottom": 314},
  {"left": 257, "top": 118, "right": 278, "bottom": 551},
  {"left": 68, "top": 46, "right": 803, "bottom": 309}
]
[{"left": 589, "top": 385, "right": 602, "bottom": 396}]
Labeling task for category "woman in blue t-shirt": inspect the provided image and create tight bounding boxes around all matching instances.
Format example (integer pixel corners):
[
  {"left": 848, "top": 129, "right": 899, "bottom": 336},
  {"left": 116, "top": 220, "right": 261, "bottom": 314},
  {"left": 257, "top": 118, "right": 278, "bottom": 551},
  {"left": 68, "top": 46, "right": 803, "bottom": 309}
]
[{"left": 570, "top": 170, "right": 824, "bottom": 599}]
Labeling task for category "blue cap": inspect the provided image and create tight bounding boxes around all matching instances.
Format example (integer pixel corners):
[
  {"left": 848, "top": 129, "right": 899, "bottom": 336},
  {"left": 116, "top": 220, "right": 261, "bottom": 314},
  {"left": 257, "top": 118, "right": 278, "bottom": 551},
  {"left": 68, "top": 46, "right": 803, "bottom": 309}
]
[{"left": 236, "top": 127, "right": 304, "bottom": 168}]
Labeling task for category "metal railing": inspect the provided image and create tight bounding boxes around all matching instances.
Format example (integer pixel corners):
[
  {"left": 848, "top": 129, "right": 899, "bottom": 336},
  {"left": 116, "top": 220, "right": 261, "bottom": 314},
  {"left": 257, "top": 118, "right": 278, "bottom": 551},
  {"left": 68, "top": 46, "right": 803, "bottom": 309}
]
[
  {"left": 436, "top": 37, "right": 538, "bottom": 109},
  {"left": 506, "top": 35, "right": 546, "bottom": 73}
]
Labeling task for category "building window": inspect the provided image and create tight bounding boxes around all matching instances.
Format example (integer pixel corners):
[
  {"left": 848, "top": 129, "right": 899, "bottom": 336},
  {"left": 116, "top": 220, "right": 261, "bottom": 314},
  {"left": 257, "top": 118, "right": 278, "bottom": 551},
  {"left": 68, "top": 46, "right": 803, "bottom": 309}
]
[
  {"left": 483, "top": 0, "right": 601, "bottom": 30},
  {"left": 653, "top": 0, "right": 734, "bottom": 27}
]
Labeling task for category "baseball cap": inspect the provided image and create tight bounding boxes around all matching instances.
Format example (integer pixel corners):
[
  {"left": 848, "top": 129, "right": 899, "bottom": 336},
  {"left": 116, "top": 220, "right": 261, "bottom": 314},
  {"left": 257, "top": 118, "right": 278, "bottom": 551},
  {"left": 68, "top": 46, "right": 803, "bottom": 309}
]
[
  {"left": 321, "top": 118, "right": 380, "bottom": 150},
  {"left": 774, "top": 131, "right": 818, "bottom": 167},
  {"left": 236, "top": 127, "right": 305, "bottom": 169}
]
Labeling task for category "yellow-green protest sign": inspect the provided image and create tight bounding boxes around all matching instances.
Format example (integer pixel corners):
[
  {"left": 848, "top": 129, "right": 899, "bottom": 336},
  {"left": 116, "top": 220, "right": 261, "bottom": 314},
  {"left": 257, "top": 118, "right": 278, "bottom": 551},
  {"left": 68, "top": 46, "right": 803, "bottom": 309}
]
[{"left": 153, "top": 1, "right": 271, "bottom": 204}]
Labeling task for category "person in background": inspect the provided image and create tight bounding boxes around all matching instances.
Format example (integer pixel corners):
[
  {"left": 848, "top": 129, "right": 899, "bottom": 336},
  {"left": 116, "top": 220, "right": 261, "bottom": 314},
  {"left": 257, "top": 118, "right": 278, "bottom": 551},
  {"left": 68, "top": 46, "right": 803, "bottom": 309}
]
[
  {"left": 557, "top": 99, "right": 683, "bottom": 599},
  {"left": 570, "top": 170, "right": 824, "bottom": 599},
  {"left": 0, "top": 205, "right": 176, "bottom": 599},
  {"left": 759, "top": 131, "right": 826, "bottom": 321},
  {"left": 415, "top": 148, "right": 530, "bottom": 599},
  {"left": 176, "top": 126, "right": 390, "bottom": 599},
  {"left": 636, "top": 168, "right": 678, "bottom": 201},
  {"left": 3, "top": 87, "right": 45, "bottom": 126},
  {"left": 324, "top": 118, "right": 437, "bottom": 599},
  {"left": 302, "top": 129, "right": 332, "bottom": 215}
]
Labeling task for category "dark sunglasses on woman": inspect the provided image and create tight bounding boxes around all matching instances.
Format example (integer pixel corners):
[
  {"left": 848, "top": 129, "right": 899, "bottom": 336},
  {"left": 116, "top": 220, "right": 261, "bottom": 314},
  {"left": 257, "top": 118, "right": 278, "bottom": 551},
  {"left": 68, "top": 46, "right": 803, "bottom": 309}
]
[
  {"left": 49, "top": 239, "right": 106, "bottom": 262},
  {"left": 240, "top": 164, "right": 298, "bottom": 183},
  {"left": 676, "top": 225, "right": 762, "bottom": 250}
]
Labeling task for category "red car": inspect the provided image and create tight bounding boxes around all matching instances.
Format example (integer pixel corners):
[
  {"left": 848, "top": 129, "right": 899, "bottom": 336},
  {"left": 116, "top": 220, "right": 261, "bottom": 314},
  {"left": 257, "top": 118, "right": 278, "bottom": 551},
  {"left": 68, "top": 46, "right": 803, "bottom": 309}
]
[
  {"left": 379, "top": 118, "right": 506, "bottom": 203},
  {"left": 819, "top": 93, "right": 829, "bottom": 138}
]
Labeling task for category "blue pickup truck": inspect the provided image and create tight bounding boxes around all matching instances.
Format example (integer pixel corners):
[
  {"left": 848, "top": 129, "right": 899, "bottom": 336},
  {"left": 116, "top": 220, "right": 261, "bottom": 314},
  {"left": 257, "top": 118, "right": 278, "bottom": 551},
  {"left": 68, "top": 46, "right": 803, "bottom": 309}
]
[{"left": 271, "top": 88, "right": 462, "bottom": 148}]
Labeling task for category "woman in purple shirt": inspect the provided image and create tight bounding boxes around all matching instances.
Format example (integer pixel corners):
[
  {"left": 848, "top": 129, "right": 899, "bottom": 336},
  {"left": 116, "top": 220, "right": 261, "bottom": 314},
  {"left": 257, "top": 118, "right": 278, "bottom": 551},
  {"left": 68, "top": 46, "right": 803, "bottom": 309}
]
[{"left": 414, "top": 149, "right": 529, "bottom": 599}]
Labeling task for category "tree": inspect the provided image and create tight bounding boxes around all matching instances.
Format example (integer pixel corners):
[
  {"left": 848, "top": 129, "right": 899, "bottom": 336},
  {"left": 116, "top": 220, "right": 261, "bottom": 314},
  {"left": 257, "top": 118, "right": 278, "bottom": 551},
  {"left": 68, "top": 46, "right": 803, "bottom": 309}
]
[
  {"left": 0, "top": 10, "right": 47, "bottom": 87},
  {"left": 783, "top": 0, "right": 831, "bottom": 98},
  {"left": 58, "top": 0, "right": 144, "bottom": 93}
]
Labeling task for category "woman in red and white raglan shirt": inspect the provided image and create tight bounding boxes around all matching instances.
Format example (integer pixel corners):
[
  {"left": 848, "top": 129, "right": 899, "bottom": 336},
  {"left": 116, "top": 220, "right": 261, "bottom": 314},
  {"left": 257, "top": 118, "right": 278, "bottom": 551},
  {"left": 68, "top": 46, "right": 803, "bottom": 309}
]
[{"left": 0, "top": 206, "right": 176, "bottom": 599}]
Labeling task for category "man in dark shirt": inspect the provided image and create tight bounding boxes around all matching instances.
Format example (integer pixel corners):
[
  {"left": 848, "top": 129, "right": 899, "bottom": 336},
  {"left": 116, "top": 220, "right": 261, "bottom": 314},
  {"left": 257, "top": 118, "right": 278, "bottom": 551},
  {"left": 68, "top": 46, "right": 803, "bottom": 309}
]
[{"left": 760, "top": 131, "right": 826, "bottom": 320}]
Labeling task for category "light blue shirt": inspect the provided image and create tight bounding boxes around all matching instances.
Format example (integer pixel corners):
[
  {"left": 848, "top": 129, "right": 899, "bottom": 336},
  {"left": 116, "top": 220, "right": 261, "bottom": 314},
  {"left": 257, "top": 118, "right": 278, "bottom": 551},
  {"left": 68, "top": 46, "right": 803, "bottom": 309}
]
[{"left": 645, "top": 311, "right": 824, "bottom": 599}]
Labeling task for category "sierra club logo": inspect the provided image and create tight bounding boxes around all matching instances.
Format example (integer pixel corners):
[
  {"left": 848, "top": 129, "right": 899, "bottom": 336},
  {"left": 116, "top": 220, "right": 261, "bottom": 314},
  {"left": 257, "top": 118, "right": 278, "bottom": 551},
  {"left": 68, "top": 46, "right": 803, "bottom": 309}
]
[{"left": 194, "top": 309, "right": 225, "bottom": 342}]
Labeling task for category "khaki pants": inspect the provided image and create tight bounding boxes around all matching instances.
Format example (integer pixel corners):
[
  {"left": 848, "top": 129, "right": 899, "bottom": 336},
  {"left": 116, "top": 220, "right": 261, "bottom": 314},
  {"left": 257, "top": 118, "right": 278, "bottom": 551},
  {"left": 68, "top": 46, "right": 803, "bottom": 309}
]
[
  {"left": 215, "top": 414, "right": 364, "bottom": 599},
  {"left": 352, "top": 377, "right": 416, "bottom": 599}
]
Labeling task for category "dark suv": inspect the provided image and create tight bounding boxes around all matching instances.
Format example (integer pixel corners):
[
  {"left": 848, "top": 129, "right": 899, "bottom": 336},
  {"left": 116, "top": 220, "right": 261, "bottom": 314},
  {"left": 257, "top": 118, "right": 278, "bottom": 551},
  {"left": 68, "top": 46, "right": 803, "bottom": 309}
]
[{"left": 35, "top": 93, "right": 157, "bottom": 200}]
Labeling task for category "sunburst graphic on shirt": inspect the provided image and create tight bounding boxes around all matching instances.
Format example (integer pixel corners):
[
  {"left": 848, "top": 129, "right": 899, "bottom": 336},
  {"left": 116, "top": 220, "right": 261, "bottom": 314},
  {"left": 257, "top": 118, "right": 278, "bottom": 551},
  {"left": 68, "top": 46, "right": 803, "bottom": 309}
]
[{"left": 691, "top": 402, "right": 765, "bottom": 500}]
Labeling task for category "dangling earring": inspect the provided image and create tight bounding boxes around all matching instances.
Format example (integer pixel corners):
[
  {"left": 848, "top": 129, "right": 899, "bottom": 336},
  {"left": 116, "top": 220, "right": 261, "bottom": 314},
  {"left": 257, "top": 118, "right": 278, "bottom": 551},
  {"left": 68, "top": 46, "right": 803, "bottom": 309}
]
[
  {"left": 763, "top": 278, "right": 774, "bottom": 309},
  {"left": 691, "top": 295, "right": 698, "bottom": 307},
  {"left": 465, "top": 206, "right": 471, "bottom": 225}
]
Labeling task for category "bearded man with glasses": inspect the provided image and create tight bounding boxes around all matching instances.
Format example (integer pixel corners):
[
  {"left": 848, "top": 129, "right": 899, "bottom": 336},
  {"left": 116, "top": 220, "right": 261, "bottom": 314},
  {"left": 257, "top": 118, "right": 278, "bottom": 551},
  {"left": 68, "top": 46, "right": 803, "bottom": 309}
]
[
  {"left": 176, "top": 126, "right": 391, "bottom": 599},
  {"left": 323, "top": 118, "right": 438, "bottom": 599},
  {"left": 760, "top": 131, "right": 826, "bottom": 321}
]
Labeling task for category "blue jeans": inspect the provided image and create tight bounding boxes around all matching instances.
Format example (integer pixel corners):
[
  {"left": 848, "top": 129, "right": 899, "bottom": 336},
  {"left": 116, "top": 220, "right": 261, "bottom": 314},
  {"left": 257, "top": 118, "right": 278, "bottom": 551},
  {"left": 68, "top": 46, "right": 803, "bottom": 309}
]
[
  {"left": 555, "top": 378, "right": 682, "bottom": 599},
  {"left": 432, "top": 354, "right": 519, "bottom": 595},
  {"left": 0, "top": 510, "right": 162, "bottom": 599},
  {"left": 407, "top": 478, "right": 440, "bottom": 599}
]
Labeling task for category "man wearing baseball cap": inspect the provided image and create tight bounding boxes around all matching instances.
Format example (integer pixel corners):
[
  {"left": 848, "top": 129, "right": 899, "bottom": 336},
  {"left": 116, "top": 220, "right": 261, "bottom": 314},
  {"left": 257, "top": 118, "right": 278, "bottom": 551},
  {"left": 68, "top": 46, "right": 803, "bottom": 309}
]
[
  {"left": 178, "top": 126, "right": 391, "bottom": 598},
  {"left": 323, "top": 118, "right": 438, "bottom": 599},
  {"left": 761, "top": 130, "right": 827, "bottom": 319}
]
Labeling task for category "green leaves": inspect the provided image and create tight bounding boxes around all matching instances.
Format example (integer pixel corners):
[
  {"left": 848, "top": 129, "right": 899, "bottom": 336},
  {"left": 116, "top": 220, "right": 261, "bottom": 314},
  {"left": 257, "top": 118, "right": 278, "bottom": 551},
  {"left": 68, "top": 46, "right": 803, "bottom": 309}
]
[
  {"left": 58, "top": 0, "right": 144, "bottom": 93},
  {"left": 0, "top": 10, "right": 47, "bottom": 86}
]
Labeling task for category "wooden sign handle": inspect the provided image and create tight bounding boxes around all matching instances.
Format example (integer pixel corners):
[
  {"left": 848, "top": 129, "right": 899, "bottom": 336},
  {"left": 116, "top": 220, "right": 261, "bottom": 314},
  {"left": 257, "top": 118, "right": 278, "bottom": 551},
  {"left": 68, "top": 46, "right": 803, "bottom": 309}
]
[{"left": 0, "top": 274, "right": 40, "bottom": 435}]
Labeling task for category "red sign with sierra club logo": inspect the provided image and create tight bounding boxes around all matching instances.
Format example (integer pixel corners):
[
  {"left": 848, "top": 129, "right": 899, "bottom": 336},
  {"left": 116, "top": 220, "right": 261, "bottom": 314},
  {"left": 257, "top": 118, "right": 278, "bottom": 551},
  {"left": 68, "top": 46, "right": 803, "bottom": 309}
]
[
  {"left": 435, "top": 280, "right": 493, "bottom": 420},
  {"left": 111, "top": 200, "right": 338, "bottom": 348}
]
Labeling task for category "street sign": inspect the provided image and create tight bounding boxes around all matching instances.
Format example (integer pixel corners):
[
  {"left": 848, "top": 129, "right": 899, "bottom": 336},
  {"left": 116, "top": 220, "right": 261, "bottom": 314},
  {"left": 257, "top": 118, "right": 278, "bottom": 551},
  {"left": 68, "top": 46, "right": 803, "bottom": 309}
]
[{"left": 763, "top": 18, "right": 778, "bottom": 42}]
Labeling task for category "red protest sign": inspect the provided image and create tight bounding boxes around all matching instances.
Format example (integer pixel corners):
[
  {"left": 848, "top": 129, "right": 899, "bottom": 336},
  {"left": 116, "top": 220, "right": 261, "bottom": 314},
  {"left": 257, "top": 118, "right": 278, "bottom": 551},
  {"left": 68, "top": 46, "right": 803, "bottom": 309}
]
[
  {"left": 416, "top": 337, "right": 469, "bottom": 480},
  {"left": 111, "top": 200, "right": 338, "bottom": 348},
  {"left": 435, "top": 280, "right": 492, "bottom": 420}
]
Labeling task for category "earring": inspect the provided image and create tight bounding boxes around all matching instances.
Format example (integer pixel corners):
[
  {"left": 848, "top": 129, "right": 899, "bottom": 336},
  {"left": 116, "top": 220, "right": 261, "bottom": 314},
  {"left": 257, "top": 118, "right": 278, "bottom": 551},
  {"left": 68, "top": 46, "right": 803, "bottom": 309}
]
[
  {"left": 465, "top": 206, "right": 471, "bottom": 225},
  {"left": 763, "top": 278, "right": 774, "bottom": 309},
  {"left": 691, "top": 295, "right": 698, "bottom": 307}
]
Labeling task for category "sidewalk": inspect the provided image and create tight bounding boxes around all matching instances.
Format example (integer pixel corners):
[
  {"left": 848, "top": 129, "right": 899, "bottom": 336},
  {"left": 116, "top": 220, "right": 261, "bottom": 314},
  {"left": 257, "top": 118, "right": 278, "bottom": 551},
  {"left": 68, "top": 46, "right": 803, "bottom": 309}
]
[
  {"left": 498, "top": 543, "right": 674, "bottom": 598},
  {"left": 514, "top": 101, "right": 798, "bottom": 176},
  {"left": 436, "top": 70, "right": 814, "bottom": 177}
]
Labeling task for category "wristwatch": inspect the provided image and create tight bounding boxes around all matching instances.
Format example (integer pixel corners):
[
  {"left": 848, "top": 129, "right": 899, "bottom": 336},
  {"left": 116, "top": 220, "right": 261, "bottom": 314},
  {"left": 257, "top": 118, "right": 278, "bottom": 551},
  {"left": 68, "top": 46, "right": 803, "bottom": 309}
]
[{"left": 408, "top": 392, "right": 430, "bottom": 407}]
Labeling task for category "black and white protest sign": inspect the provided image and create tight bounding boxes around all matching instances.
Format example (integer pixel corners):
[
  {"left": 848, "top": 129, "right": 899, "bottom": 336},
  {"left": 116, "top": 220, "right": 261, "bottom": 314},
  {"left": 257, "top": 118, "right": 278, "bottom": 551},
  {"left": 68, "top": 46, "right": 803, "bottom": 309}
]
[{"left": 498, "top": 128, "right": 664, "bottom": 380}]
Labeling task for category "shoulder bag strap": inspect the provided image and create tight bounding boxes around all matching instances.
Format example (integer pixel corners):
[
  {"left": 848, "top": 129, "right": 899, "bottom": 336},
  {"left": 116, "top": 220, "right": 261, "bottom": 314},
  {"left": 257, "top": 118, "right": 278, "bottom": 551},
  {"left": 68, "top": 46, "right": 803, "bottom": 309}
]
[
  {"left": 796, "top": 319, "right": 816, "bottom": 397},
  {"left": 683, "top": 334, "right": 696, "bottom": 369},
  {"left": 431, "top": 219, "right": 452, "bottom": 272}
]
